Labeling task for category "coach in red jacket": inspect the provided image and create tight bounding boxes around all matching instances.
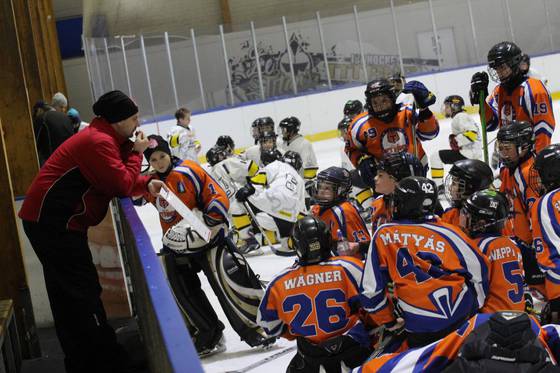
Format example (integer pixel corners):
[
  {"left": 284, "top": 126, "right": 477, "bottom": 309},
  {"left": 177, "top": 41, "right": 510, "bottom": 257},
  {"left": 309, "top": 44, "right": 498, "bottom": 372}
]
[{"left": 19, "top": 90, "right": 163, "bottom": 373}]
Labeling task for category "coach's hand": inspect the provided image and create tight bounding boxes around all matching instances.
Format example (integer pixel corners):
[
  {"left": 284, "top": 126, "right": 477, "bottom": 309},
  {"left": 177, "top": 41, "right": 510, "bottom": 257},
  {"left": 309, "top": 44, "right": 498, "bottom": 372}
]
[{"left": 133, "top": 130, "right": 150, "bottom": 153}]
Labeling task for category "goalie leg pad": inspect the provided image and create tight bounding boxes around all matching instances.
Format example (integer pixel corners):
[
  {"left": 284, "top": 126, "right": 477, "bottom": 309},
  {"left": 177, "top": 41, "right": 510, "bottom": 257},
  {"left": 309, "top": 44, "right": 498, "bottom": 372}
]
[
  {"left": 198, "top": 238, "right": 275, "bottom": 347},
  {"left": 162, "top": 254, "right": 225, "bottom": 352}
]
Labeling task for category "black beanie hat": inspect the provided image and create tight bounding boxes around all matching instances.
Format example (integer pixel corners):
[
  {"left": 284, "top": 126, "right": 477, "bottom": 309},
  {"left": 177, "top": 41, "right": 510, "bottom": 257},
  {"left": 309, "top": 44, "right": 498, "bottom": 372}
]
[
  {"left": 92, "top": 90, "right": 138, "bottom": 124},
  {"left": 144, "top": 135, "right": 171, "bottom": 161}
]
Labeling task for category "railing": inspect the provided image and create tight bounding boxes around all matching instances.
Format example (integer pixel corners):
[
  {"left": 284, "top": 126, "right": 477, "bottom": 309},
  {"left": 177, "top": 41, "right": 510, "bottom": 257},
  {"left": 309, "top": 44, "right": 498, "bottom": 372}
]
[{"left": 83, "top": 0, "right": 560, "bottom": 124}]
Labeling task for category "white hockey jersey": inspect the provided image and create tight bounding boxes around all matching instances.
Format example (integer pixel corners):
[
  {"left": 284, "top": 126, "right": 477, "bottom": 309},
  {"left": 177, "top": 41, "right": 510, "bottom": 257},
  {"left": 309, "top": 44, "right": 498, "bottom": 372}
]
[
  {"left": 209, "top": 157, "right": 259, "bottom": 200},
  {"left": 248, "top": 160, "right": 306, "bottom": 222},
  {"left": 279, "top": 134, "right": 318, "bottom": 180},
  {"left": 241, "top": 143, "right": 283, "bottom": 167},
  {"left": 451, "top": 112, "right": 482, "bottom": 160},
  {"left": 167, "top": 125, "right": 201, "bottom": 163}
]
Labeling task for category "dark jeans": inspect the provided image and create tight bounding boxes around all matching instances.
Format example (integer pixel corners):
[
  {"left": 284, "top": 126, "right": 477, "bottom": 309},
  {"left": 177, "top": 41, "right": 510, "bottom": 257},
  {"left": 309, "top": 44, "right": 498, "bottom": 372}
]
[{"left": 23, "top": 221, "right": 128, "bottom": 373}]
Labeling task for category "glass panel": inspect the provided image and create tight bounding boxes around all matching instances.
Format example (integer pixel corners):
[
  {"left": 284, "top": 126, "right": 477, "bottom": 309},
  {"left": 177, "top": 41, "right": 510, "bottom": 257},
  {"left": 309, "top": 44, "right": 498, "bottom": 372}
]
[
  {"left": 196, "top": 33, "right": 229, "bottom": 109},
  {"left": 224, "top": 27, "right": 262, "bottom": 103},
  {"left": 469, "top": 0, "right": 510, "bottom": 63}
]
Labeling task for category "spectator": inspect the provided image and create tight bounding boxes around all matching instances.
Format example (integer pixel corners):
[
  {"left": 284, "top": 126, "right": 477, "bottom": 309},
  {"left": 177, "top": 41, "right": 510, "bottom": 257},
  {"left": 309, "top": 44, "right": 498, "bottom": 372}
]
[
  {"left": 19, "top": 90, "right": 164, "bottom": 373},
  {"left": 34, "top": 105, "right": 74, "bottom": 166},
  {"left": 52, "top": 92, "right": 68, "bottom": 113},
  {"left": 67, "top": 108, "right": 81, "bottom": 133}
]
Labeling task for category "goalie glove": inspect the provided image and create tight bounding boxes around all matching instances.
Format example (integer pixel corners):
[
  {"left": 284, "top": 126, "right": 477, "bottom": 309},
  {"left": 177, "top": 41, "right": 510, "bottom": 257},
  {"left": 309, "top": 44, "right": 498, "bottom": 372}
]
[{"left": 163, "top": 219, "right": 226, "bottom": 254}]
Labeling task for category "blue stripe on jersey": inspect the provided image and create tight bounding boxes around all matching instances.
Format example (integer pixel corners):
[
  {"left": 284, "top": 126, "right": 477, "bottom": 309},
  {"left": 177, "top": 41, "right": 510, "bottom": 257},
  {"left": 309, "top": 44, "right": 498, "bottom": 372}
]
[
  {"left": 535, "top": 126, "right": 554, "bottom": 138},
  {"left": 479, "top": 236, "right": 496, "bottom": 256},
  {"left": 321, "top": 258, "right": 362, "bottom": 290},
  {"left": 348, "top": 202, "right": 370, "bottom": 233},
  {"left": 542, "top": 324, "right": 560, "bottom": 357},
  {"left": 258, "top": 265, "right": 299, "bottom": 321},
  {"left": 417, "top": 127, "right": 439, "bottom": 141},
  {"left": 413, "top": 343, "right": 438, "bottom": 372},
  {"left": 351, "top": 116, "right": 369, "bottom": 149},
  {"left": 376, "top": 349, "right": 411, "bottom": 373},
  {"left": 521, "top": 81, "right": 534, "bottom": 120},
  {"left": 538, "top": 192, "right": 560, "bottom": 259}
]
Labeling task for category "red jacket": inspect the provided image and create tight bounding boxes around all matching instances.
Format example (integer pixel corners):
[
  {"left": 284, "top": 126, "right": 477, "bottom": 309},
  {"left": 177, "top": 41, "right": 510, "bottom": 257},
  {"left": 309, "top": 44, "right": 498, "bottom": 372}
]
[{"left": 19, "top": 118, "right": 150, "bottom": 232}]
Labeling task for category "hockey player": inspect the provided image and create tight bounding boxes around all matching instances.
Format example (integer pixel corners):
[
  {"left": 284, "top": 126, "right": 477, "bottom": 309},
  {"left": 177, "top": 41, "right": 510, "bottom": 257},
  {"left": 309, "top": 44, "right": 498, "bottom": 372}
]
[
  {"left": 360, "top": 176, "right": 489, "bottom": 348},
  {"left": 243, "top": 130, "right": 280, "bottom": 167},
  {"left": 235, "top": 149, "right": 306, "bottom": 255},
  {"left": 370, "top": 152, "right": 425, "bottom": 232},
  {"left": 442, "top": 159, "right": 494, "bottom": 225},
  {"left": 241, "top": 117, "right": 276, "bottom": 164},
  {"left": 345, "top": 79, "right": 439, "bottom": 185},
  {"left": 460, "top": 189, "right": 525, "bottom": 313},
  {"left": 520, "top": 53, "right": 548, "bottom": 86},
  {"left": 389, "top": 72, "right": 414, "bottom": 107},
  {"left": 278, "top": 116, "right": 319, "bottom": 182},
  {"left": 216, "top": 135, "right": 235, "bottom": 156},
  {"left": 430, "top": 95, "right": 482, "bottom": 187},
  {"left": 311, "top": 166, "right": 371, "bottom": 257},
  {"left": 343, "top": 100, "right": 364, "bottom": 120},
  {"left": 257, "top": 216, "right": 372, "bottom": 373},
  {"left": 470, "top": 41, "right": 555, "bottom": 153},
  {"left": 167, "top": 107, "right": 201, "bottom": 163},
  {"left": 147, "top": 155, "right": 274, "bottom": 356},
  {"left": 355, "top": 311, "right": 560, "bottom": 372},
  {"left": 530, "top": 144, "right": 560, "bottom": 321}
]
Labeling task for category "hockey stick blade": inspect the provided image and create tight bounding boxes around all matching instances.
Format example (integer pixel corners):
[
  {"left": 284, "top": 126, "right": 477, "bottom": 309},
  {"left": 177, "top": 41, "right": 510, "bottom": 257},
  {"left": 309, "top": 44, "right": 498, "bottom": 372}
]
[{"left": 225, "top": 345, "right": 297, "bottom": 373}]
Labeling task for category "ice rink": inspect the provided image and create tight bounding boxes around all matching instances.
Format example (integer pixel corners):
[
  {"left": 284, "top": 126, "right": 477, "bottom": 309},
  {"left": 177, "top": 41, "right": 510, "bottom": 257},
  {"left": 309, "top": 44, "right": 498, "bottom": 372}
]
[{"left": 135, "top": 107, "right": 560, "bottom": 372}]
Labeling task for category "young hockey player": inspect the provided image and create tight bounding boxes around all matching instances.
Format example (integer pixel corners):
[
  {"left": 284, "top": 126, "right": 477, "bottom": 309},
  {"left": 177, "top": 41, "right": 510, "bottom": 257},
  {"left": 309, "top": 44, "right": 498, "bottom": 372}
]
[
  {"left": 356, "top": 311, "right": 560, "bottom": 372},
  {"left": 216, "top": 135, "right": 235, "bottom": 156},
  {"left": 370, "top": 152, "right": 425, "bottom": 232},
  {"left": 530, "top": 143, "right": 560, "bottom": 322},
  {"left": 430, "top": 95, "right": 482, "bottom": 187},
  {"left": 360, "top": 176, "right": 489, "bottom": 348},
  {"left": 343, "top": 99, "right": 364, "bottom": 120},
  {"left": 311, "top": 166, "right": 371, "bottom": 257},
  {"left": 470, "top": 41, "right": 555, "bottom": 153},
  {"left": 242, "top": 117, "right": 276, "bottom": 164},
  {"left": 442, "top": 159, "right": 494, "bottom": 225},
  {"left": 142, "top": 146, "right": 274, "bottom": 356},
  {"left": 460, "top": 189, "right": 525, "bottom": 313},
  {"left": 278, "top": 116, "right": 319, "bottom": 182},
  {"left": 235, "top": 149, "right": 306, "bottom": 255},
  {"left": 258, "top": 216, "right": 372, "bottom": 373},
  {"left": 167, "top": 107, "right": 201, "bottom": 162},
  {"left": 345, "top": 79, "right": 439, "bottom": 184},
  {"left": 243, "top": 129, "right": 280, "bottom": 167},
  {"left": 388, "top": 72, "right": 414, "bottom": 107}
]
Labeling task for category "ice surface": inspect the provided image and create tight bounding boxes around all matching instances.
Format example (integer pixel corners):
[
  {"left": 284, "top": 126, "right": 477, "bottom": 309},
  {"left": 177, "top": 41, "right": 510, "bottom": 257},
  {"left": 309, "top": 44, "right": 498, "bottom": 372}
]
[{"left": 134, "top": 107, "right": 560, "bottom": 372}]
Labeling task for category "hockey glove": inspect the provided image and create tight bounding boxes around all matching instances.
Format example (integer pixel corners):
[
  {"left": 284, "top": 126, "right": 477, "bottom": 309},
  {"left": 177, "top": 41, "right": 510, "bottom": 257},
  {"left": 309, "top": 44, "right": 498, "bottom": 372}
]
[
  {"left": 235, "top": 183, "right": 256, "bottom": 203},
  {"left": 402, "top": 81, "right": 436, "bottom": 109},
  {"left": 357, "top": 156, "right": 377, "bottom": 188},
  {"left": 305, "top": 179, "right": 317, "bottom": 197},
  {"left": 469, "top": 71, "right": 489, "bottom": 105},
  {"left": 449, "top": 134, "right": 460, "bottom": 151}
]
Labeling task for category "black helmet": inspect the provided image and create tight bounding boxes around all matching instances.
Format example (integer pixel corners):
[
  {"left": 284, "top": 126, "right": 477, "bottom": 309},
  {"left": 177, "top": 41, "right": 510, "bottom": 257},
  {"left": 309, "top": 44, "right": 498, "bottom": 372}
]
[
  {"left": 291, "top": 216, "right": 333, "bottom": 265},
  {"left": 392, "top": 176, "right": 438, "bottom": 221},
  {"left": 444, "top": 159, "right": 494, "bottom": 207},
  {"left": 343, "top": 100, "right": 363, "bottom": 118},
  {"left": 443, "top": 95, "right": 465, "bottom": 117},
  {"left": 252, "top": 117, "right": 275, "bottom": 141},
  {"left": 461, "top": 189, "right": 510, "bottom": 236},
  {"left": 496, "top": 120, "right": 534, "bottom": 168},
  {"left": 279, "top": 117, "right": 301, "bottom": 141},
  {"left": 216, "top": 135, "right": 235, "bottom": 153},
  {"left": 364, "top": 79, "right": 397, "bottom": 123},
  {"left": 315, "top": 166, "right": 352, "bottom": 207},
  {"left": 337, "top": 116, "right": 352, "bottom": 139},
  {"left": 283, "top": 150, "right": 303, "bottom": 172},
  {"left": 520, "top": 53, "right": 530, "bottom": 74},
  {"left": 388, "top": 72, "right": 405, "bottom": 94},
  {"left": 378, "top": 152, "right": 425, "bottom": 181},
  {"left": 261, "top": 148, "right": 283, "bottom": 166},
  {"left": 487, "top": 41, "right": 523, "bottom": 86},
  {"left": 258, "top": 130, "right": 278, "bottom": 152},
  {"left": 206, "top": 145, "right": 228, "bottom": 166},
  {"left": 531, "top": 144, "right": 560, "bottom": 195}
]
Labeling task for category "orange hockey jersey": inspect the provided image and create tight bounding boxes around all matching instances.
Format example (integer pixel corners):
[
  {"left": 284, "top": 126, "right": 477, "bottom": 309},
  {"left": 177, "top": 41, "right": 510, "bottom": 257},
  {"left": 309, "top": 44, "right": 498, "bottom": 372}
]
[
  {"left": 144, "top": 159, "right": 229, "bottom": 233},
  {"left": 484, "top": 77, "right": 555, "bottom": 152},
  {"left": 257, "top": 257, "right": 369, "bottom": 345},
  {"left": 476, "top": 234, "right": 525, "bottom": 313},
  {"left": 360, "top": 219, "right": 489, "bottom": 334},
  {"left": 441, "top": 207, "right": 460, "bottom": 225},
  {"left": 531, "top": 188, "right": 560, "bottom": 300},
  {"left": 370, "top": 195, "right": 391, "bottom": 234},
  {"left": 345, "top": 106, "right": 439, "bottom": 168},
  {"left": 499, "top": 155, "right": 538, "bottom": 244},
  {"left": 311, "top": 201, "right": 370, "bottom": 245}
]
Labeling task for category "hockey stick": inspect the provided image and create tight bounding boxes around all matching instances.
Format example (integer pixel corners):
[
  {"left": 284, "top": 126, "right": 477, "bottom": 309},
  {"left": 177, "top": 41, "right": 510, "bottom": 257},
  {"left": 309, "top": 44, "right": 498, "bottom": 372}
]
[
  {"left": 479, "top": 90, "right": 489, "bottom": 164},
  {"left": 242, "top": 200, "right": 275, "bottom": 248},
  {"left": 411, "top": 101, "right": 419, "bottom": 158},
  {"left": 225, "top": 345, "right": 297, "bottom": 373}
]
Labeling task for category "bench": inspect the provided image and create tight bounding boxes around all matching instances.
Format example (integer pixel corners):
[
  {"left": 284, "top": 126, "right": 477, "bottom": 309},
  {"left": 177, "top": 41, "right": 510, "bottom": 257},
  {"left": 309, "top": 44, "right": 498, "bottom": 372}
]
[{"left": 0, "top": 300, "right": 21, "bottom": 373}]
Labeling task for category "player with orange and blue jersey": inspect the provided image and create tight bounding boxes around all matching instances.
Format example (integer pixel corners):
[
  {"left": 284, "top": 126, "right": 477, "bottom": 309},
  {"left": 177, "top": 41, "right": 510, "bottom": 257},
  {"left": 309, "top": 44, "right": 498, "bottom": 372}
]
[
  {"left": 460, "top": 189, "right": 525, "bottom": 313},
  {"left": 361, "top": 176, "right": 490, "bottom": 348},
  {"left": 257, "top": 216, "right": 372, "bottom": 373},
  {"left": 530, "top": 144, "right": 560, "bottom": 321},
  {"left": 311, "top": 166, "right": 370, "bottom": 258},
  {"left": 441, "top": 159, "right": 494, "bottom": 226},
  {"left": 345, "top": 79, "right": 439, "bottom": 185},
  {"left": 353, "top": 311, "right": 560, "bottom": 372},
  {"left": 470, "top": 41, "right": 555, "bottom": 154}
]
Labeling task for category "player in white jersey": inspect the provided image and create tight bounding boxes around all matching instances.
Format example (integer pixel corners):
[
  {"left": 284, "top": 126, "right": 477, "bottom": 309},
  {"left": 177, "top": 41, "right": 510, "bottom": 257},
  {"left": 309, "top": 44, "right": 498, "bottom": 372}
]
[
  {"left": 167, "top": 107, "right": 201, "bottom": 163},
  {"left": 241, "top": 117, "right": 276, "bottom": 166},
  {"left": 430, "top": 95, "right": 482, "bottom": 188},
  {"left": 236, "top": 149, "right": 306, "bottom": 256},
  {"left": 389, "top": 72, "right": 414, "bottom": 107},
  {"left": 278, "top": 116, "right": 318, "bottom": 182}
]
